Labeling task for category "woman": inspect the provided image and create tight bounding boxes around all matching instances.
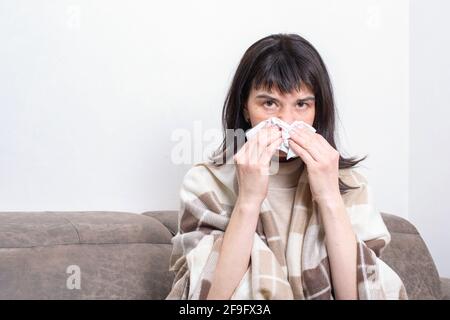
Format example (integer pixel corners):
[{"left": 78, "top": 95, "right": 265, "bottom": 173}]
[{"left": 166, "top": 33, "right": 408, "bottom": 300}]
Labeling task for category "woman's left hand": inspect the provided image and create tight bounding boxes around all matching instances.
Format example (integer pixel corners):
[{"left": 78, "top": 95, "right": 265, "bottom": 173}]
[{"left": 288, "top": 127, "right": 341, "bottom": 203}]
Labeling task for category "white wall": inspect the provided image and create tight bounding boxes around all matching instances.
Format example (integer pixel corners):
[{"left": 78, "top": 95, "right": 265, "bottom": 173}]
[
  {"left": 0, "top": 0, "right": 411, "bottom": 219},
  {"left": 410, "top": 0, "right": 450, "bottom": 277}
]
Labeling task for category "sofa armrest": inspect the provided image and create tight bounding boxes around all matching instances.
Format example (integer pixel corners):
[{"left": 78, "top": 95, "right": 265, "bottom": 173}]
[{"left": 441, "top": 277, "right": 450, "bottom": 300}]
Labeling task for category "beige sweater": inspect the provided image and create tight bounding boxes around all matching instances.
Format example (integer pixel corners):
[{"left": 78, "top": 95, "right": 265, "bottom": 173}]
[{"left": 267, "top": 157, "right": 304, "bottom": 255}]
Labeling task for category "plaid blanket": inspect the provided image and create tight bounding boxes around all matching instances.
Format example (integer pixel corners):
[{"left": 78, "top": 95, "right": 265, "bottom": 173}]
[{"left": 166, "top": 161, "right": 408, "bottom": 300}]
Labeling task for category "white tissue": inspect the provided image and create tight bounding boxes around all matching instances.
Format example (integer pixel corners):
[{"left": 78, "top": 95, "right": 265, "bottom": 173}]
[{"left": 245, "top": 117, "right": 316, "bottom": 160}]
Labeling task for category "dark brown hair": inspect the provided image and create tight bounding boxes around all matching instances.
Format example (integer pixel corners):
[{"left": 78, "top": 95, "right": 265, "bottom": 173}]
[{"left": 209, "top": 33, "right": 367, "bottom": 194}]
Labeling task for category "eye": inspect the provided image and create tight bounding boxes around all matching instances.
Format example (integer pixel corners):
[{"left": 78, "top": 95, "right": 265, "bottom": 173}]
[
  {"left": 297, "top": 102, "right": 309, "bottom": 109},
  {"left": 263, "top": 100, "right": 277, "bottom": 108}
]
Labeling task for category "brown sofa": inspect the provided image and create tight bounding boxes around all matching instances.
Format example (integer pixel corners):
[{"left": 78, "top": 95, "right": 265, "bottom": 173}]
[{"left": 0, "top": 210, "right": 448, "bottom": 299}]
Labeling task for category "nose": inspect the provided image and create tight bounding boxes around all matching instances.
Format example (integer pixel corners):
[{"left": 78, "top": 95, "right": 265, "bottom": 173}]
[{"left": 277, "top": 107, "right": 296, "bottom": 125}]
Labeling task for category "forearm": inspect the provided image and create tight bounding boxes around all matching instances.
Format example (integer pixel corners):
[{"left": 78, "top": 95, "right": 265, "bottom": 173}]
[
  {"left": 206, "top": 199, "right": 260, "bottom": 299},
  {"left": 317, "top": 195, "right": 358, "bottom": 300}
]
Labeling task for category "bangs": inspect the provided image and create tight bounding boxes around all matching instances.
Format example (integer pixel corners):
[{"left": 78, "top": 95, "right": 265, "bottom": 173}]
[{"left": 251, "top": 52, "right": 316, "bottom": 95}]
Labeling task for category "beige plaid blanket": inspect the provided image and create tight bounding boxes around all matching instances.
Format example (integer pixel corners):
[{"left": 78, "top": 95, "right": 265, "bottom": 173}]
[{"left": 166, "top": 161, "right": 408, "bottom": 300}]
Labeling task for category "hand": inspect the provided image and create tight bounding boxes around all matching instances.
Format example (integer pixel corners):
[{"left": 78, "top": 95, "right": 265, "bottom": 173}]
[
  {"left": 233, "top": 122, "right": 283, "bottom": 208},
  {"left": 288, "top": 127, "right": 341, "bottom": 203}
]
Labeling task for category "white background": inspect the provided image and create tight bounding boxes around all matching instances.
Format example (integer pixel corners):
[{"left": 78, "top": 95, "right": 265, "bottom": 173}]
[
  {"left": 0, "top": 0, "right": 448, "bottom": 277},
  {"left": 410, "top": 0, "right": 450, "bottom": 279}
]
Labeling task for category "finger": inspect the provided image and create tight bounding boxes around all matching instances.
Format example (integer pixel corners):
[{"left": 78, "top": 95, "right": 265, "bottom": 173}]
[
  {"left": 247, "top": 137, "right": 261, "bottom": 166},
  {"left": 315, "top": 134, "right": 338, "bottom": 154},
  {"left": 260, "top": 137, "right": 283, "bottom": 164},
  {"left": 257, "top": 124, "right": 282, "bottom": 147},
  {"left": 288, "top": 139, "right": 315, "bottom": 166},
  {"left": 245, "top": 122, "right": 270, "bottom": 165},
  {"left": 250, "top": 125, "right": 281, "bottom": 161},
  {"left": 298, "top": 130, "right": 340, "bottom": 163},
  {"left": 289, "top": 129, "right": 324, "bottom": 161},
  {"left": 258, "top": 126, "right": 282, "bottom": 156}
]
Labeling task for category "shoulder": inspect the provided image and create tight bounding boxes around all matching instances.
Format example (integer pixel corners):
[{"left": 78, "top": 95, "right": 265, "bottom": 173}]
[
  {"left": 181, "top": 162, "right": 215, "bottom": 191},
  {"left": 338, "top": 167, "right": 372, "bottom": 206},
  {"left": 182, "top": 160, "right": 234, "bottom": 184},
  {"left": 180, "top": 161, "right": 238, "bottom": 201},
  {"left": 339, "top": 167, "right": 369, "bottom": 188},
  {"left": 338, "top": 168, "right": 390, "bottom": 244}
]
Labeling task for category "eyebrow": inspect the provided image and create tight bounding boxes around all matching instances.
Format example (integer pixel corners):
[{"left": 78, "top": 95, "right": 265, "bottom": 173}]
[{"left": 255, "top": 93, "right": 315, "bottom": 103}]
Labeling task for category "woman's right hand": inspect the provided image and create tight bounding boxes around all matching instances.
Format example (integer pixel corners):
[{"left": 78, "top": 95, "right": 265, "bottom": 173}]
[{"left": 233, "top": 122, "right": 283, "bottom": 208}]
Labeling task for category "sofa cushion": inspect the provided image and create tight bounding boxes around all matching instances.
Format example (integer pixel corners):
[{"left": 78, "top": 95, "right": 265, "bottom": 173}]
[
  {"left": 0, "top": 211, "right": 173, "bottom": 248},
  {"left": 0, "top": 243, "right": 174, "bottom": 299}
]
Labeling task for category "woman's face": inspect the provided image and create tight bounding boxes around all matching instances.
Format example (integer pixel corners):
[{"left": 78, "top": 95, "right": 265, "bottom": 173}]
[{"left": 244, "top": 84, "right": 316, "bottom": 159}]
